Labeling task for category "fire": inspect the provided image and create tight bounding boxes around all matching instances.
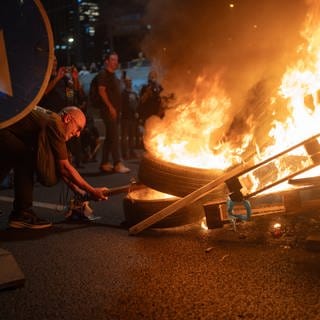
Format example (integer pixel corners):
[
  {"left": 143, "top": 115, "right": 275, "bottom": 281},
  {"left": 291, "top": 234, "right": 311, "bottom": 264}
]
[
  {"left": 144, "top": 76, "right": 243, "bottom": 169},
  {"left": 128, "top": 187, "right": 176, "bottom": 200},
  {"left": 143, "top": 1, "right": 320, "bottom": 193}
]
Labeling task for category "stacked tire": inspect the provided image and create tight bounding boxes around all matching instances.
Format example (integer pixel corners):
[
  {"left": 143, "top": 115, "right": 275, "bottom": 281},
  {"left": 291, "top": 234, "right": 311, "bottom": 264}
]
[{"left": 123, "top": 153, "right": 226, "bottom": 228}]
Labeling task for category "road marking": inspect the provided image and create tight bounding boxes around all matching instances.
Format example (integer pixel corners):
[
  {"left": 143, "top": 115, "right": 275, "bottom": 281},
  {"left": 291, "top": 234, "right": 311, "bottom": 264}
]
[
  {"left": 0, "top": 30, "right": 13, "bottom": 97},
  {"left": 0, "top": 196, "right": 66, "bottom": 211}
]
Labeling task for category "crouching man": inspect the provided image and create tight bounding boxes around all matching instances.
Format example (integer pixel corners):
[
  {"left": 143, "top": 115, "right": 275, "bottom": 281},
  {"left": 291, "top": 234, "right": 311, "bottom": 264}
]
[{"left": 0, "top": 106, "right": 108, "bottom": 229}]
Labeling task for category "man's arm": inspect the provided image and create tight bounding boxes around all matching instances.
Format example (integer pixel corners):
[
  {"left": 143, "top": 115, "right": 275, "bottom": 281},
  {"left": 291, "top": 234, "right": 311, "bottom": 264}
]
[
  {"left": 44, "top": 67, "right": 66, "bottom": 95},
  {"left": 57, "top": 158, "right": 108, "bottom": 200},
  {"left": 139, "top": 85, "right": 152, "bottom": 104},
  {"left": 98, "top": 85, "right": 117, "bottom": 120}
]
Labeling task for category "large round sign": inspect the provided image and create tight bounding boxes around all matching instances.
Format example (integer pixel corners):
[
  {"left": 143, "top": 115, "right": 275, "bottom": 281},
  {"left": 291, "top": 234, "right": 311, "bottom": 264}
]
[{"left": 0, "top": 0, "right": 54, "bottom": 128}]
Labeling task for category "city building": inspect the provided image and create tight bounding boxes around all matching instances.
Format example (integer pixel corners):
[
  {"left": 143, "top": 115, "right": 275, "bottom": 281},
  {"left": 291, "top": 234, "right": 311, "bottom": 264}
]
[{"left": 41, "top": 0, "right": 148, "bottom": 67}]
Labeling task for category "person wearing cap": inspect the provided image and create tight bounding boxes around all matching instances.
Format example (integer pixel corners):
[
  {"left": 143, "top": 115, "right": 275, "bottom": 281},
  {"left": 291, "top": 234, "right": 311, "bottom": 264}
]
[{"left": 0, "top": 106, "right": 108, "bottom": 229}]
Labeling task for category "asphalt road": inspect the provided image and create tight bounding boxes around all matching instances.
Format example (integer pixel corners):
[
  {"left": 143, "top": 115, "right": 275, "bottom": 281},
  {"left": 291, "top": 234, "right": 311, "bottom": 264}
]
[{"left": 1, "top": 153, "right": 320, "bottom": 320}]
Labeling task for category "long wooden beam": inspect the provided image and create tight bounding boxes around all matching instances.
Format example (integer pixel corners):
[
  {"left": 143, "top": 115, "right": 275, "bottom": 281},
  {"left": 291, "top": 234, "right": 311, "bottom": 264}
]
[
  {"left": 129, "top": 133, "right": 320, "bottom": 235},
  {"left": 129, "top": 163, "right": 250, "bottom": 235}
]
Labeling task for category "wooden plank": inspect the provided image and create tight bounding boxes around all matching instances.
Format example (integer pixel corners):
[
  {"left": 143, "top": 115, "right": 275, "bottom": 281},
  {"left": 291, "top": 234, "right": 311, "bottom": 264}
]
[
  {"left": 129, "top": 163, "right": 250, "bottom": 235},
  {"left": 288, "top": 176, "right": 320, "bottom": 186},
  {"left": 129, "top": 133, "right": 320, "bottom": 235},
  {"left": 0, "top": 249, "right": 25, "bottom": 290}
]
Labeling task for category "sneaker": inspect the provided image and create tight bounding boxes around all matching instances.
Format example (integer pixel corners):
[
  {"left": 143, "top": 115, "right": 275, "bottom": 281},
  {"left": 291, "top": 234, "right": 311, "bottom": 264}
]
[
  {"left": 9, "top": 210, "right": 52, "bottom": 229},
  {"left": 100, "top": 162, "right": 114, "bottom": 173},
  {"left": 114, "top": 162, "right": 130, "bottom": 173}
]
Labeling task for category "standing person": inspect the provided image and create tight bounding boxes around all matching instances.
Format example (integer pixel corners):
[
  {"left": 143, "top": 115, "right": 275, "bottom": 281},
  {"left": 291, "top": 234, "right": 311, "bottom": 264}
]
[
  {"left": 121, "top": 77, "right": 139, "bottom": 159},
  {"left": 79, "top": 62, "right": 98, "bottom": 98},
  {"left": 120, "top": 69, "right": 127, "bottom": 92},
  {"left": 96, "top": 52, "right": 130, "bottom": 173},
  {"left": 0, "top": 106, "right": 108, "bottom": 229},
  {"left": 138, "top": 70, "right": 164, "bottom": 124},
  {"left": 38, "top": 56, "right": 86, "bottom": 168},
  {"left": 38, "top": 56, "right": 84, "bottom": 112}
]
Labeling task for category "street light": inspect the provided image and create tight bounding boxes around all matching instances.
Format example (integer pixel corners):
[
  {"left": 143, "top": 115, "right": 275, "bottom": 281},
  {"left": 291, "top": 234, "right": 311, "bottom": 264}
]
[{"left": 67, "top": 37, "right": 74, "bottom": 65}]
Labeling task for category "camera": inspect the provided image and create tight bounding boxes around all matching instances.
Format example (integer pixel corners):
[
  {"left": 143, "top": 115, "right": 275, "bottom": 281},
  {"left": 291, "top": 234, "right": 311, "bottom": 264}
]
[{"left": 64, "top": 66, "right": 73, "bottom": 80}]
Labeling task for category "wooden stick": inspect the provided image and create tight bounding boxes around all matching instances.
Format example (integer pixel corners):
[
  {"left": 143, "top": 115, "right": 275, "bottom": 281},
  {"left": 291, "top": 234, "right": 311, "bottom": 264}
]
[
  {"left": 129, "top": 133, "right": 320, "bottom": 235},
  {"left": 129, "top": 134, "right": 320, "bottom": 235},
  {"left": 288, "top": 176, "right": 320, "bottom": 186},
  {"left": 129, "top": 163, "right": 250, "bottom": 235},
  {"left": 108, "top": 183, "right": 144, "bottom": 196}
]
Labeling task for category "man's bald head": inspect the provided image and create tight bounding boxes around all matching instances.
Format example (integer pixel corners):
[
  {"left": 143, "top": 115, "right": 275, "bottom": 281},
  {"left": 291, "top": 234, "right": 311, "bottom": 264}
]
[
  {"left": 60, "top": 106, "right": 86, "bottom": 127},
  {"left": 59, "top": 106, "right": 86, "bottom": 140}
]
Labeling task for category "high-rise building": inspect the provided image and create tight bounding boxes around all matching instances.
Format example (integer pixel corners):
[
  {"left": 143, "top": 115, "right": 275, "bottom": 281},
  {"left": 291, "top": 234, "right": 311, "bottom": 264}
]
[
  {"left": 41, "top": 0, "right": 100, "bottom": 66},
  {"left": 79, "top": 1, "right": 99, "bottom": 37},
  {"left": 78, "top": 1, "right": 100, "bottom": 64},
  {"left": 41, "top": 0, "right": 147, "bottom": 66}
]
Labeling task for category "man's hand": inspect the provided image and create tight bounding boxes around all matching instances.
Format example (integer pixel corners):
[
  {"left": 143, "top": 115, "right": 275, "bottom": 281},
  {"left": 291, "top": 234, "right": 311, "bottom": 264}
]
[
  {"left": 71, "top": 66, "right": 79, "bottom": 80},
  {"left": 57, "top": 67, "right": 66, "bottom": 80},
  {"left": 108, "top": 106, "right": 117, "bottom": 120},
  {"left": 89, "top": 187, "right": 109, "bottom": 201}
]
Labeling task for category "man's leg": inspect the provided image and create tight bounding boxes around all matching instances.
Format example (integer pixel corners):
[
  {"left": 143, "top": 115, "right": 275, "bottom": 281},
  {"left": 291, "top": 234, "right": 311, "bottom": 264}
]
[
  {"left": 99, "top": 110, "right": 115, "bottom": 172},
  {"left": 12, "top": 150, "right": 34, "bottom": 212},
  {"left": 0, "top": 131, "right": 52, "bottom": 229},
  {"left": 100, "top": 110, "right": 111, "bottom": 165},
  {"left": 106, "top": 119, "right": 120, "bottom": 165},
  {"left": 109, "top": 119, "right": 130, "bottom": 173}
]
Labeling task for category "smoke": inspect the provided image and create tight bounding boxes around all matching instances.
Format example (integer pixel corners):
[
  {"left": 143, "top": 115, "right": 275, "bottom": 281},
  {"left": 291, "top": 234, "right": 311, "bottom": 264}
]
[
  {"left": 142, "top": 0, "right": 307, "bottom": 98},
  {"left": 141, "top": 0, "right": 310, "bottom": 153}
]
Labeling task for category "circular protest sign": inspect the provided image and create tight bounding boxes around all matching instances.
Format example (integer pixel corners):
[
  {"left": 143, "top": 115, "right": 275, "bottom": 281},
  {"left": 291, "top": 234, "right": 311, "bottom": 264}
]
[{"left": 0, "top": 0, "right": 54, "bottom": 128}]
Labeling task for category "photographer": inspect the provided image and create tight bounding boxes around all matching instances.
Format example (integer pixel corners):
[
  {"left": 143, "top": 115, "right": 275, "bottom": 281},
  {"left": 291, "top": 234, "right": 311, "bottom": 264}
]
[
  {"left": 39, "top": 56, "right": 84, "bottom": 112},
  {"left": 138, "top": 70, "right": 164, "bottom": 124}
]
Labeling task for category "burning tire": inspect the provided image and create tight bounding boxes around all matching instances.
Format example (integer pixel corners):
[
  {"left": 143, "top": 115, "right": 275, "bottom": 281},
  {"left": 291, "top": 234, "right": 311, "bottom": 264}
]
[
  {"left": 123, "top": 186, "right": 205, "bottom": 228},
  {"left": 138, "top": 152, "right": 227, "bottom": 198}
]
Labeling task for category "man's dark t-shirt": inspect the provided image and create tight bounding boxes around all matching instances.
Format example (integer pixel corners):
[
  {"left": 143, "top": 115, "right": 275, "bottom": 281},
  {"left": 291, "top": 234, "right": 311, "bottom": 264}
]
[
  {"left": 4, "top": 107, "right": 68, "bottom": 160},
  {"left": 138, "top": 80, "right": 163, "bottom": 122},
  {"left": 96, "top": 69, "right": 122, "bottom": 114}
]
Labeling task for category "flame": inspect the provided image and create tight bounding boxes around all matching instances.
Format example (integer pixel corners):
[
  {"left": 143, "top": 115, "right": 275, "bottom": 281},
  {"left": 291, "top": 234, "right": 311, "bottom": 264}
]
[
  {"left": 201, "top": 218, "right": 208, "bottom": 230},
  {"left": 128, "top": 187, "right": 176, "bottom": 200},
  {"left": 144, "top": 75, "right": 244, "bottom": 169},
  {"left": 144, "top": 2, "right": 320, "bottom": 193}
]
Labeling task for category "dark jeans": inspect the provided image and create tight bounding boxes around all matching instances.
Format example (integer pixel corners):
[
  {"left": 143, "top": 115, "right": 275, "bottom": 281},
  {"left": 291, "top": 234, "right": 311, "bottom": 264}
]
[
  {"left": 0, "top": 130, "right": 34, "bottom": 212},
  {"left": 100, "top": 109, "right": 120, "bottom": 165}
]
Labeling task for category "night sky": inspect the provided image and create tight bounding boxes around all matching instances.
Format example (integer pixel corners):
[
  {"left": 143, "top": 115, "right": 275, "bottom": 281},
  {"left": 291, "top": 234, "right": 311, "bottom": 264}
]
[{"left": 142, "top": 0, "right": 308, "bottom": 101}]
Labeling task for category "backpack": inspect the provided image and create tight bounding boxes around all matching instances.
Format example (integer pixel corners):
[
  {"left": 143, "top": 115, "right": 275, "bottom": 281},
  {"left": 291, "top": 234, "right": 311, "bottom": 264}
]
[{"left": 88, "top": 74, "right": 101, "bottom": 109}]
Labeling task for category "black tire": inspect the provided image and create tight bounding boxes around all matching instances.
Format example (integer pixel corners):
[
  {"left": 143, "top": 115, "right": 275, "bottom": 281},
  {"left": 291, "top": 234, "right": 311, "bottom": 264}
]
[
  {"left": 123, "top": 188, "right": 205, "bottom": 228},
  {"left": 138, "top": 152, "right": 227, "bottom": 198}
]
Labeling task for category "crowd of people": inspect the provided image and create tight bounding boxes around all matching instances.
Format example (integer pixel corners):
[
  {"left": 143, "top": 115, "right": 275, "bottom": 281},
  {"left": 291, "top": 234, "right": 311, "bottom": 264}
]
[
  {"left": 38, "top": 52, "right": 165, "bottom": 172},
  {"left": 0, "top": 51, "right": 166, "bottom": 229}
]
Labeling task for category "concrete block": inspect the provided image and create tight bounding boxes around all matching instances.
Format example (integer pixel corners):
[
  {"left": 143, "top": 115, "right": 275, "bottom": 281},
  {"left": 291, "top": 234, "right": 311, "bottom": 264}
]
[
  {"left": 305, "top": 232, "right": 320, "bottom": 251},
  {"left": 0, "top": 248, "right": 25, "bottom": 290}
]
